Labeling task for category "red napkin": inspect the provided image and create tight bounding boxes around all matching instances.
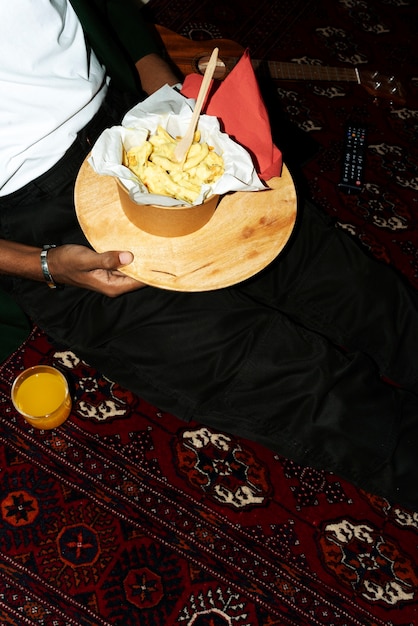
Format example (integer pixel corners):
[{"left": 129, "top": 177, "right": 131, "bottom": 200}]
[{"left": 180, "top": 49, "right": 282, "bottom": 181}]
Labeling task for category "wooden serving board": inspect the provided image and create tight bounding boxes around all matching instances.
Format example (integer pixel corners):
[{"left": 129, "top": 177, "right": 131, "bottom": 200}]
[{"left": 74, "top": 159, "right": 297, "bottom": 292}]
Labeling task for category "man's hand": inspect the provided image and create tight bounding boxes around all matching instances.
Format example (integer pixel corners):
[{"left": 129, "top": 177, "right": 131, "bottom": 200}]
[
  {"left": 0, "top": 239, "right": 145, "bottom": 296},
  {"left": 47, "top": 244, "right": 145, "bottom": 296}
]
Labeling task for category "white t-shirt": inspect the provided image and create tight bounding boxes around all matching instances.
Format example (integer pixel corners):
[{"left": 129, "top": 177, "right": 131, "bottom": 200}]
[{"left": 0, "top": 0, "right": 108, "bottom": 195}]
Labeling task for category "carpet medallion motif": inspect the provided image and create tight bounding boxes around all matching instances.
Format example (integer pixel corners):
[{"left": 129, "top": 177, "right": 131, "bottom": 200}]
[
  {"left": 318, "top": 518, "right": 418, "bottom": 606},
  {"left": 0, "top": 328, "right": 417, "bottom": 624},
  {"left": 174, "top": 426, "right": 272, "bottom": 509}
]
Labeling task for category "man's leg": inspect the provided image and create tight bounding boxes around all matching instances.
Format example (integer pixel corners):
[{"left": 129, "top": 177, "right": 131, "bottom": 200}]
[
  {"left": 193, "top": 307, "right": 418, "bottom": 510},
  {"left": 239, "top": 199, "right": 418, "bottom": 392}
]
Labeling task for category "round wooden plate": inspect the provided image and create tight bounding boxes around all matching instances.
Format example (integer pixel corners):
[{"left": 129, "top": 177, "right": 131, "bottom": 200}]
[{"left": 74, "top": 159, "right": 297, "bottom": 292}]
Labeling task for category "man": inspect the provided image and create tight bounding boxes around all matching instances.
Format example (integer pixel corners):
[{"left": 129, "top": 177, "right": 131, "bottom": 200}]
[
  {"left": 0, "top": 0, "right": 178, "bottom": 294},
  {"left": 1, "top": 1, "right": 417, "bottom": 509}
]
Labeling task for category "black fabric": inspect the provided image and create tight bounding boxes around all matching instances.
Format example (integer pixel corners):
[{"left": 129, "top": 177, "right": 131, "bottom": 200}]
[
  {"left": 1, "top": 87, "right": 418, "bottom": 509},
  {"left": 68, "top": 0, "right": 161, "bottom": 94},
  {"left": 0, "top": 288, "right": 30, "bottom": 362}
]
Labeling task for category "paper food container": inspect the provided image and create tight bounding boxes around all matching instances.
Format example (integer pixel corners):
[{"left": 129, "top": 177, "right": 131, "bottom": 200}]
[{"left": 116, "top": 181, "right": 219, "bottom": 237}]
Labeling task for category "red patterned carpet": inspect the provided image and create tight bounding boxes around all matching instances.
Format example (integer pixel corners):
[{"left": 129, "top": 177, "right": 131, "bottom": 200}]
[
  {"left": 1, "top": 0, "right": 418, "bottom": 624},
  {"left": 1, "top": 328, "right": 418, "bottom": 625}
]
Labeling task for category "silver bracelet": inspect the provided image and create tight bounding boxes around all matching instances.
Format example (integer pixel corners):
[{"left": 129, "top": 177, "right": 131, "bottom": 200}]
[{"left": 40, "top": 244, "right": 62, "bottom": 289}]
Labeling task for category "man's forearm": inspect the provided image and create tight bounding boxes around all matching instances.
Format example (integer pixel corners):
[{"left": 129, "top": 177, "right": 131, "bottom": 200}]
[
  {"left": 0, "top": 240, "right": 44, "bottom": 282},
  {"left": 135, "top": 53, "right": 180, "bottom": 95}
]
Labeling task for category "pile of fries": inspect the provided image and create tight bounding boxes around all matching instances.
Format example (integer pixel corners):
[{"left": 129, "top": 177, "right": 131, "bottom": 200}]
[{"left": 123, "top": 126, "right": 224, "bottom": 204}]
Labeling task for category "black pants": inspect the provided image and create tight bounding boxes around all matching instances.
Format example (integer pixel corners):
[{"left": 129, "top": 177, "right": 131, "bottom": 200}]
[{"left": 1, "top": 91, "right": 418, "bottom": 510}]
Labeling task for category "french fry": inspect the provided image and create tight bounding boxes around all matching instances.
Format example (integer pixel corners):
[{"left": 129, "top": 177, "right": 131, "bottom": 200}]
[
  {"left": 182, "top": 143, "right": 209, "bottom": 170},
  {"left": 123, "top": 142, "right": 152, "bottom": 179},
  {"left": 124, "top": 125, "right": 224, "bottom": 203}
]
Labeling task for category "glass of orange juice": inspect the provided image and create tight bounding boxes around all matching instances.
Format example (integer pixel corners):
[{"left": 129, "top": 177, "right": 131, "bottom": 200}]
[{"left": 11, "top": 365, "right": 72, "bottom": 429}]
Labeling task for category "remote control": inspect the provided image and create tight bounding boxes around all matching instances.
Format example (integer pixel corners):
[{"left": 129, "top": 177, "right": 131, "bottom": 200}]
[{"left": 338, "top": 123, "right": 367, "bottom": 194}]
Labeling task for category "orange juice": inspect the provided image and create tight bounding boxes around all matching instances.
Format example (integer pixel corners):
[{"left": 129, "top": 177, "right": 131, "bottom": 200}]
[{"left": 12, "top": 366, "right": 71, "bottom": 429}]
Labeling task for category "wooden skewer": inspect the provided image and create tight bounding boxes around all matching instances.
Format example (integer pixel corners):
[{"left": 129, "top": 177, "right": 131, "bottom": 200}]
[{"left": 173, "top": 47, "right": 219, "bottom": 164}]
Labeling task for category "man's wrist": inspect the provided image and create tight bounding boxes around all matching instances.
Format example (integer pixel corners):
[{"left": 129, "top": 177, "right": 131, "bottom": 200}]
[{"left": 40, "top": 245, "right": 63, "bottom": 289}]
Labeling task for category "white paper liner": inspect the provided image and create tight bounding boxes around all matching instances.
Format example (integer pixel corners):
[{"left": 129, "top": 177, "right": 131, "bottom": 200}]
[{"left": 88, "top": 84, "right": 266, "bottom": 207}]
